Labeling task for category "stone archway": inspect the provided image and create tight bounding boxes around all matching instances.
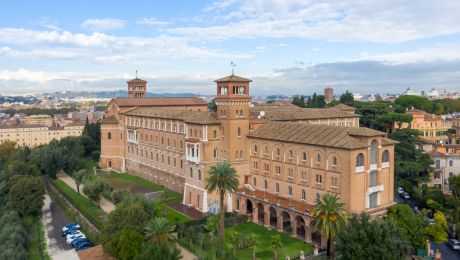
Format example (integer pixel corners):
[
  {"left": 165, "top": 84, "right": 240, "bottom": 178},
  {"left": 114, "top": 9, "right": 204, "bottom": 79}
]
[
  {"left": 282, "top": 211, "right": 291, "bottom": 233},
  {"left": 296, "top": 215, "right": 306, "bottom": 239},
  {"left": 257, "top": 203, "right": 264, "bottom": 224},
  {"left": 246, "top": 199, "right": 253, "bottom": 215},
  {"left": 269, "top": 206, "right": 277, "bottom": 228}
]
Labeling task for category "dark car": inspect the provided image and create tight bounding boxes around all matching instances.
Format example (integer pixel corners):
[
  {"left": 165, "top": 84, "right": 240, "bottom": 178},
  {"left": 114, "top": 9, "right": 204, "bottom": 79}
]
[
  {"left": 72, "top": 238, "right": 93, "bottom": 248},
  {"left": 75, "top": 241, "right": 93, "bottom": 251}
]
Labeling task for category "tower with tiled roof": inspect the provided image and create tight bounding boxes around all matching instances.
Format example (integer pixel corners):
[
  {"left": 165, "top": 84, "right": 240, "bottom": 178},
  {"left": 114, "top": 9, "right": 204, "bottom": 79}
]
[{"left": 127, "top": 75, "right": 147, "bottom": 98}]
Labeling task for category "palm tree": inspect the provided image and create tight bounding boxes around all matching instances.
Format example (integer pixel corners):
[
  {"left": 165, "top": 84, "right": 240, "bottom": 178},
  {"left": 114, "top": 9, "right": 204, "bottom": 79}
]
[
  {"left": 248, "top": 233, "right": 259, "bottom": 260},
  {"left": 270, "top": 234, "right": 283, "bottom": 260},
  {"left": 228, "top": 231, "right": 241, "bottom": 257},
  {"left": 144, "top": 217, "right": 176, "bottom": 248},
  {"left": 73, "top": 169, "right": 86, "bottom": 195},
  {"left": 205, "top": 161, "right": 239, "bottom": 240},
  {"left": 310, "top": 193, "right": 347, "bottom": 258}
]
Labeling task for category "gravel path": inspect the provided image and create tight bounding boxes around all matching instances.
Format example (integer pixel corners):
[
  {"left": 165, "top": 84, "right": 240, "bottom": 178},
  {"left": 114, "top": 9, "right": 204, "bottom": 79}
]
[
  {"left": 57, "top": 172, "right": 115, "bottom": 213},
  {"left": 42, "top": 194, "right": 80, "bottom": 260}
]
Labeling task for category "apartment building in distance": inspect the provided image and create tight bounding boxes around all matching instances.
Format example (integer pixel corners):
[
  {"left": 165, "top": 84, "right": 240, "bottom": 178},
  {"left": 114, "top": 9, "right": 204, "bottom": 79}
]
[
  {"left": 0, "top": 122, "right": 84, "bottom": 147},
  {"left": 99, "top": 74, "right": 396, "bottom": 244},
  {"left": 398, "top": 107, "right": 451, "bottom": 144},
  {"left": 24, "top": 114, "right": 54, "bottom": 127}
]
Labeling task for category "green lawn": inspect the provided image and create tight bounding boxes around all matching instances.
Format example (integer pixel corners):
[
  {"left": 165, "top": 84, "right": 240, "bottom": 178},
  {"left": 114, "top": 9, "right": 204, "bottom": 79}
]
[
  {"left": 225, "top": 223, "right": 314, "bottom": 260},
  {"left": 24, "top": 216, "right": 50, "bottom": 260},
  {"left": 98, "top": 172, "right": 182, "bottom": 202},
  {"left": 53, "top": 180, "right": 106, "bottom": 229},
  {"left": 97, "top": 172, "right": 192, "bottom": 223}
]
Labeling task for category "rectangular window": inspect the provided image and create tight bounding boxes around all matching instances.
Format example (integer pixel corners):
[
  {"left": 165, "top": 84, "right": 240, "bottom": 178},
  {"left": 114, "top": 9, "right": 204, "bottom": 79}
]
[
  {"left": 449, "top": 160, "right": 453, "bottom": 167},
  {"left": 370, "top": 171, "right": 378, "bottom": 187},
  {"left": 316, "top": 174, "right": 322, "bottom": 184},
  {"left": 301, "top": 171, "right": 307, "bottom": 180},
  {"left": 435, "top": 160, "right": 440, "bottom": 169},
  {"left": 369, "top": 192, "right": 377, "bottom": 209}
]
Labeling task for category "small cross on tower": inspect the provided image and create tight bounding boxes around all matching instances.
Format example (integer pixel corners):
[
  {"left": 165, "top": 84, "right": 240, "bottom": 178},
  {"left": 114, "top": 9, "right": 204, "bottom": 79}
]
[{"left": 230, "top": 61, "right": 236, "bottom": 75}]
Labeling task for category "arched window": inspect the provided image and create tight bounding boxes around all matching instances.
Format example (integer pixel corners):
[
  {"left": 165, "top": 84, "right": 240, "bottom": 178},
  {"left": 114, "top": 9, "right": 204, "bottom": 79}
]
[
  {"left": 276, "top": 148, "right": 280, "bottom": 156},
  {"left": 382, "top": 150, "right": 390, "bottom": 163},
  {"left": 303, "top": 152, "right": 307, "bottom": 161},
  {"left": 213, "top": 130, "right": 217, "bottom": 139},
  {"left": 254, "top": 145, "right": 258, "bottom": 153},
  {"left": 213, "top": 148, "right": 218, "bottom": 158},
  {"left": 180, "top": 160, "right": 183, "bottom": 169},
  {"left": 276, "top": 183, "right": 280, "bottom": 193},
  {"left": 198, "top": 170, "right": 201, "bottom": 181},
  {"left": 264, "top": 180, "right": 268, "bottom": 189},
  {"left": 237, "top": 127, "right": 241, "bottom": 137},
  {"left": 288, "top": 150, "right": 293, "bottom": 159},
  {"left": 107, "top": 132, "right": 112, "bottom": 140},
  {"left": 253, "top": 177, "right": 256, "bottom": 186},
  {"left": 356, "top": 153, "right": 365, "bottom": 167},
  {"left": 288, "top": 186, "right": 292, "bottom": 196},
  {"left": 333, "top": 156, "right": 337, "bottom": 166},
  {"left": 189, "top": 168, "right": 193, "bottom": 178},
  {"left": 264, "top": 146, "right": 269, "bottom": 155},
  {"left": 301, "top": 190, "right": 306, "bottom": 200},
  {"left": 240, "top": 150, "right": 244, "bottom": 160},
  {"left": 167, "top": 157, "right": 170, "bottom": 166},
  {"left": 371, "top": 140, "right": 378, "bottom": 165},
  {"left": 317, "top": 154, "right": 321, "bottom": 163}
]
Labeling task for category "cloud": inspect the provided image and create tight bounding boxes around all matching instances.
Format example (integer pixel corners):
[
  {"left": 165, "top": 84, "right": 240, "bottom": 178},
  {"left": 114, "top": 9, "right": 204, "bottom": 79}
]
[
  {"left": 31, "top": 17, "right": 61, "bottom": 31},
  {"left": 135, "top": 18, "right": 171, "bottom": 26},
  {"left": 0, "top": 28, "right": 251, "bottom": 61},
  {"left": 171, "top": 0, "right": 460, "bottom": 43},
  {"left": 204, "top": 0, "right": 239, "bottom": 12},
  {"left": 81, "top": 18, "right": 126, "bottom": 31}
]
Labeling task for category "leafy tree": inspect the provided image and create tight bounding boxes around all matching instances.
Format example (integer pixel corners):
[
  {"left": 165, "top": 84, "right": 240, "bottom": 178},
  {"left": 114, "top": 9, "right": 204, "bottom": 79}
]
[
  {"left": 205, "top": 161, "right": 239, "bottom": 241},
  {"left": 292, "top": 96, "right": 305, "bottom": 107},
  {"left": 135, "top": 242, "right": 181, "bottom": 260},
  {"left": 310, "top": 193, "right": 347, "bottom": 257},
  {"left": 83, "top": 179, "right": 105, "bottom": 206},
  {"left": 117, "top": 229, "right": 144, "bottom": 260},
  {"left": 376, "top": 113, "right": 412, "bottom": 133},
  {"left": 387, "top": 204, "right": 428, "bottom": 248},
  {"left": 208, "top": 101, "right": 217, "bottom": 112},
  {"left": 335, "top": 213, "right": 411, "bottom": 259},
  {"left": 424, "top": 211, "right": 448, "bottom": 243},
  {"left": 144, "top": 217, "right": 176, "bottom": 248},
  {"left": 248, "top": 233, "right": 259, "bottom": 260},
  {"left": 7, "top": 175, "right": 45, "bottom": 216},
  {"left": 102, "top": 203, "right": 150, "bottom": 257},
  {"left": 390, "top": 129, "right": 433, "bottom": 183},
  {"left": 0, "top": 141, "right": 18, "bottom": 169},
  {"left": 306, "top": 93, "right": 326, "bottom": 108},
  {"left": 449, "top": 175, "right": 460, "bottom": 198},
  {"left": 270, "top": 234, "right": 283, "bottom": 260},
  {"left": 354, "top": 101, "right": 395, "bottom": 130},
  {"left": 339, "top": 91, "right": 354, "bottom": 105},
  {"left": 0, "top": 211, "right": 29, "bottom": 260},
  {"left": 111, "top": 189, "right": 130, "bottom": 204},
  {"left": 205, "top": 214, "right": 219, "bottom": 236},
  {"left": 73, "top": 169, "right": 87, "bottom": 195},
  {"left": 395, "top": 95, "right": 433, "bottom": 113},
  {"left": 227, "top": 231, "right": 241, "bottom": 258}
]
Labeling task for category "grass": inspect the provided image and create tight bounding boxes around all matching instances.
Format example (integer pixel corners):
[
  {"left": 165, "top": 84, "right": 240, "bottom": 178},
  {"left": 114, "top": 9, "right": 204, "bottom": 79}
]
[
  {"left": 98, "top": 172, "right": 182, "bottom": 202},
  {"left": 24, "top": 216, "right": 51, "bottom": 260},
  {"left": 53, "top": 179, "right": 106, "bottom": 229},
  {"left": 97, "top": 172, "right": 192, "bottom": 223},
  {"left": 225, "top": 223, "right": 314, "bottom": 260}
]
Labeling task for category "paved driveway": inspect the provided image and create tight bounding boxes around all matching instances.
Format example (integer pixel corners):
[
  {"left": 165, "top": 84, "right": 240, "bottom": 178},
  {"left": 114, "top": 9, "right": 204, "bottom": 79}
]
[{"left": 42, "top": 194, "right": 79, "bottom": 260}]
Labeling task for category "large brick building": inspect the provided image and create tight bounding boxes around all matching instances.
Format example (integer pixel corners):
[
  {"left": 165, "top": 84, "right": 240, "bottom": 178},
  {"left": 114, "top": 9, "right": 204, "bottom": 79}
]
[{"left": 100, "top": 74, "right": 396, "bottom": 243}]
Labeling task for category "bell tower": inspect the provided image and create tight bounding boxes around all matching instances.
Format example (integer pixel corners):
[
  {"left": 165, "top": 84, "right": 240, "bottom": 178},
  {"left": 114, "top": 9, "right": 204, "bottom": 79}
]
[
  {"left": 215, "top": 74, "right": 252, "bottom": 185},
  {"left": 127, "top": 74, "right": 147, "bottom": 98}
]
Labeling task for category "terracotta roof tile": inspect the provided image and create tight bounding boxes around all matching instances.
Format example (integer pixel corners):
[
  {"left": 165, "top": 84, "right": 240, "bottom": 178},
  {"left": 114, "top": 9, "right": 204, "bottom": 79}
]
[
  {"left": 111, "top": 97, "right": 207, "bottom": 107},
  {"left": 214, "top": 74, "right": 252, "bottom": 83},
  {"left": 250, "top": 107, "right": 359, "bottom": 121},
  {"left": 125, "top": 108, "right": 220, "bottom": 125},
  {"left": 248, "top": 121, "right": 392, "bottom": 149},
  {"left": 127, "top": 78, "right": 147, "bottom": 83},
  {"left": 99, "top": 116, "right": 119, "bottom": 124}
]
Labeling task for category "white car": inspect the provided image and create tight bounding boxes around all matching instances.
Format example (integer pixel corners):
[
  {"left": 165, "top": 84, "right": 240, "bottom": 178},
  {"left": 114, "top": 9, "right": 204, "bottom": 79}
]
[
  {"left": 66, "top": 233, "right": 86, "bottom": 244},
  {"left": 397, "top": 187, "right": 404, "bottom": 194}
]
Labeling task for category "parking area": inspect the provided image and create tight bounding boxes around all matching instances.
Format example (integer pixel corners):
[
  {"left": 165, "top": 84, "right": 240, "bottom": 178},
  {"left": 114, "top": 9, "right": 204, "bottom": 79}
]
[{"left": 42, "top": 194, "right": 79, "bottom": 260}]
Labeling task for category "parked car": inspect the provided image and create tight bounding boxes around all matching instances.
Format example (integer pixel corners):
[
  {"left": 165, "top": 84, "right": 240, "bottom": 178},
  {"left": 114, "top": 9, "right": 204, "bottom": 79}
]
[
  {"left": 72, "top": 238, "right": 93, "bottom": 249},
  {"left": 413, "top": 206, "right": 420, "bottom": 213},
  {"left": 61, "top": 223, "right": 80, "bottom": 233},
  {"left": 66, "top": 233, "right": 86, "bottom": 244},
  {"left": 397, "top": 187, "right": 404, "bottom": 194},
  {"left": 447, "top": 239, "right": 460, "bottom": 250},
  {"left": 61, "top": 226, "right": 80, "bottom": 236},
  {"left": 75, "top": 241, "right": 93, "bottom": 251},
  {"left": 403, "top": 192, "right": 410, "bottom": 200}
]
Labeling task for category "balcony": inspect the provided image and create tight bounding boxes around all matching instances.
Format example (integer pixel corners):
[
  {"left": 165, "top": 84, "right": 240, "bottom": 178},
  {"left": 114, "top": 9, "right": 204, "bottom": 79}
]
[
  {"left": 186, "top": 142, "right": 200, "bottom": 164},
  {"left": 368, "top": 184, "right": 384, "bottom": 193}
]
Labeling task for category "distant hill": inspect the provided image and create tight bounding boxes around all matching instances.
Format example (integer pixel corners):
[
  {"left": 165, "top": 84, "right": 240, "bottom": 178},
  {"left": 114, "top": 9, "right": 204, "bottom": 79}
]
[{"left": 42, "top": 90, "right": 201, "bottom": 99}]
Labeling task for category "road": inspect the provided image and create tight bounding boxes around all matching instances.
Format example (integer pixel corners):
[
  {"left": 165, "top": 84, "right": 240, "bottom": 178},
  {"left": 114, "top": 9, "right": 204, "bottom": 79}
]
[
  {"left": 42, "top": 194, "right": 79, "bottom": 260},
  {"left": 431, "top": 241, "right": 460, "bottom": 260},
  {"left": 395, "top": 192, "right": 460, "bottom": 260}
]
